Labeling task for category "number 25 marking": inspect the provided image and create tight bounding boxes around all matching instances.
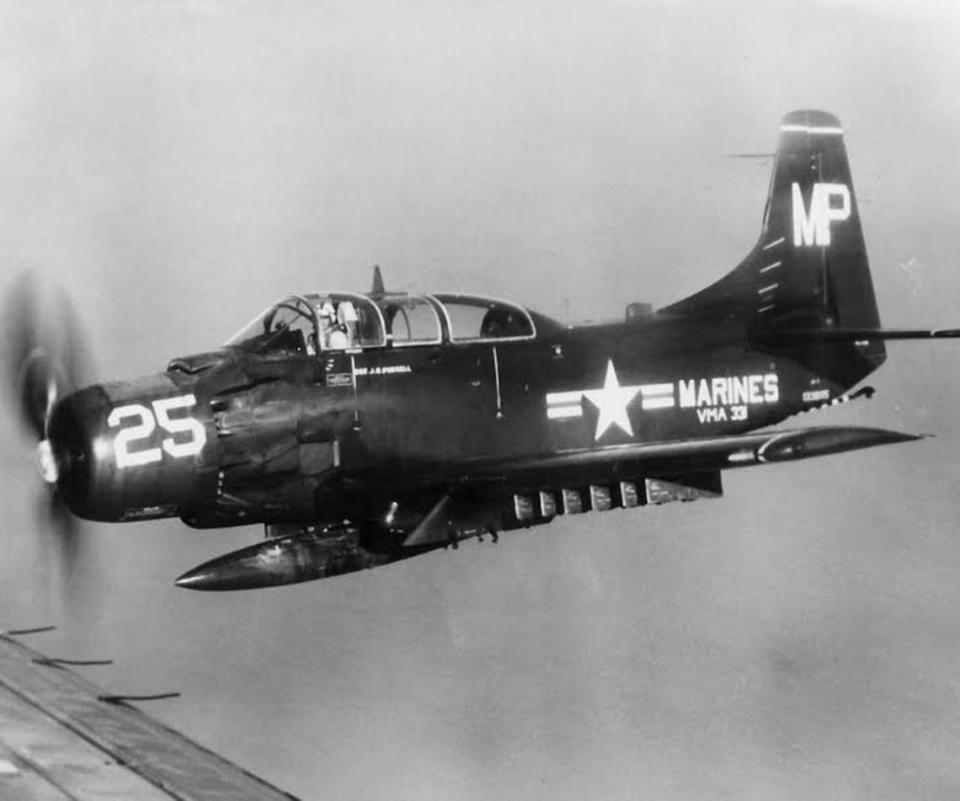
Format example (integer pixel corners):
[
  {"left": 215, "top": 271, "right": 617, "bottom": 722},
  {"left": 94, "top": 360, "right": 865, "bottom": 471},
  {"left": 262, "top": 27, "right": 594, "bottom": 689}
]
[{"left": 108, "top": 394, "right": 206, "bottom": 468}]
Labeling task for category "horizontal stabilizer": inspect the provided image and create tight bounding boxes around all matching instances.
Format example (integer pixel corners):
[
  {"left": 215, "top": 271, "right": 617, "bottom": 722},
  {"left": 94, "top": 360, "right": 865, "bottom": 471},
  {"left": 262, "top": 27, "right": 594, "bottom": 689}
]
[{"left": 753, "top": 328, "right": 960, "bottom": 346}]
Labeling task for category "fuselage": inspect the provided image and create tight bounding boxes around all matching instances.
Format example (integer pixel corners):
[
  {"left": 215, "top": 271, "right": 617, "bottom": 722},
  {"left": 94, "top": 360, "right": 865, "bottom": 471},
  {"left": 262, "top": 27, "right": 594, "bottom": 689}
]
[
  {"left": 46, "top": 299, "right": 881, "bottom": 532},
  {"left": 43, "top": 109, "right": 896, "bottom": 541}
]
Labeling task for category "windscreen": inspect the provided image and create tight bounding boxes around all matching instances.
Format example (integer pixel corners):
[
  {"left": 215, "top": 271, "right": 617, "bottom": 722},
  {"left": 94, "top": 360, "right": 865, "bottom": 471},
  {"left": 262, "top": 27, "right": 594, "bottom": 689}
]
[{"left": 227, "top": 297, "right": 317, "bottom": 354}]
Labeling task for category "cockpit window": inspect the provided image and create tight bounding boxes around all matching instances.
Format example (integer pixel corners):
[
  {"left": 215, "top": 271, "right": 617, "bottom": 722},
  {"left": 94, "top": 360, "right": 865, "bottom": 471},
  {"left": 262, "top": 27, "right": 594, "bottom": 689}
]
[
  {"left": 374, "top": 295, "right": 442, "bottom": 346},
  {"left": 228, "top": 293, "right": 385, "bottom": 354},
  {"left": 431, "top": 294, "right": 536, "bottom": 342}
]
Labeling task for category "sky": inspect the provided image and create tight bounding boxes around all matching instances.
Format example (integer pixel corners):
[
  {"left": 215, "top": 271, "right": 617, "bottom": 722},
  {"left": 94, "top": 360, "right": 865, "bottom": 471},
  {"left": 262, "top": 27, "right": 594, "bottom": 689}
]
[{"left": 2, "top": 1, "right": 960, "bottom": 799}]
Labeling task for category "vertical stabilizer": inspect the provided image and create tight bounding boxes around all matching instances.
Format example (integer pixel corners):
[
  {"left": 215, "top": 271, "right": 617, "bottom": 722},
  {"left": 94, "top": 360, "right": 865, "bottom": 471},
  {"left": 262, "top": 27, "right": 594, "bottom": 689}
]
[
  {"left": 661, "top": 110, "right": 885, "bottom": 380},
  {"left": 756, "top": 110, "right": 881, "bottom": 332},
  {"left": 663, "top": 110, "right": 882, "bottom": 331}
]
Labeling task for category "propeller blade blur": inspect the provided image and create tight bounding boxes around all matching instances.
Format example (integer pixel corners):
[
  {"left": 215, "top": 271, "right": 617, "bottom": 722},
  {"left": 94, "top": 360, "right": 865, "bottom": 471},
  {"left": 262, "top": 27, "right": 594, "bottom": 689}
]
[
  {"left": 3, "top": 270, "right": 91, "bottom": 440},
  {"left": 4, "top": 269, "right": 94, "bottom": 606}
]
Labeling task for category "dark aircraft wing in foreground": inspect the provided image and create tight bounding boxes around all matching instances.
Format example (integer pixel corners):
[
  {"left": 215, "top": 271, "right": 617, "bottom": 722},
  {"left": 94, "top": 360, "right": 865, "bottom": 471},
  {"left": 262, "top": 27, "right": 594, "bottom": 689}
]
[{"left": 0, "top": 634, "right": 297, "bottom": 801}]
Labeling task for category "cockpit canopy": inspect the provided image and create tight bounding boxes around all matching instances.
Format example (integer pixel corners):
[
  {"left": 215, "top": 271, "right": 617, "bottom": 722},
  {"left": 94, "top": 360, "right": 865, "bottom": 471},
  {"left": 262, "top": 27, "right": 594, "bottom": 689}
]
[
  {"left": 227, "top": 291, "right": 543, "bottom": 354},
  {"left": 227, "top": 293, "right": 384, "bottom": 354},
  {"left": 432, "top": 293, "right": 535, "bottom": 341}
]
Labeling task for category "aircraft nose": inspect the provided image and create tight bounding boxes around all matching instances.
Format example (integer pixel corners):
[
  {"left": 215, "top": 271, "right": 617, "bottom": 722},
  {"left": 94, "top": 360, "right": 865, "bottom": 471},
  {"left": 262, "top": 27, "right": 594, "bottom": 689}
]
[{"left": 45, "top": 385, "right": 111, "bottom": 518}]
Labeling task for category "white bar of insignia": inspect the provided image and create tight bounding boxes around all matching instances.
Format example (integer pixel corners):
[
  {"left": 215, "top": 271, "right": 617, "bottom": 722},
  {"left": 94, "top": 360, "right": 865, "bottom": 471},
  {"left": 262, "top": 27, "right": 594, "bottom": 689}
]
[
  {"left": 547, "top": 406, "right": 582, "bottom": 419},
  {"left": 546, "top": 390, "right": 583, "bottom": 404},
  {"left": 779, "top": 124, "right": 844, "bottom": 135},
  {"left": 642, "top": 396, "right": 675, "bottom": 410}
]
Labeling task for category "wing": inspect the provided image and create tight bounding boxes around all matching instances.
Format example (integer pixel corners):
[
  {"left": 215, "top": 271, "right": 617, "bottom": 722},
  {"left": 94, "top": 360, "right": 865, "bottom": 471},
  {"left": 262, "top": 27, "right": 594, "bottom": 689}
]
[
  {"left": 0, "top": 634, "right": 299, "bottom": 800},
  {"left": 395, "top": 425, "right": 922, "bottom": 548},
  {"left": 453, "top": 425, "right": 922, "bottom": 482},
  {"left": 174, "top": 425, "right": 923, "bottom": 591}
]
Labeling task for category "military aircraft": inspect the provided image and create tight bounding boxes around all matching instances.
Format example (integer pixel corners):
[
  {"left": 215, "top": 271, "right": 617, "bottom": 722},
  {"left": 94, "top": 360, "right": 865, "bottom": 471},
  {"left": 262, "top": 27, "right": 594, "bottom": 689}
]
[{"left": 7, "top": 109, "right": 959, "bottom": 592}]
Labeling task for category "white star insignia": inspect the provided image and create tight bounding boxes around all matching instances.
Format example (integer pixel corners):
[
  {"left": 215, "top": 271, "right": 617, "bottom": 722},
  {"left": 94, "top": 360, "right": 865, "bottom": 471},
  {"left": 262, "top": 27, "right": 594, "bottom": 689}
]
[{"left": 582, "top": 359, "right": 639, "bottom": 440}]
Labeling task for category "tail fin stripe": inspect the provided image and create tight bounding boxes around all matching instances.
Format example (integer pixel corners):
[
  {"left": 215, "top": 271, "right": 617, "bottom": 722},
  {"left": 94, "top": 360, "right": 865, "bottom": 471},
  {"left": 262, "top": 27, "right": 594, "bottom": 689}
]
[
  {"left": 757, "top": 283, "right": 779, "bottom": 295},
  {"left": 759, "top": 261, "right": 782, "bottom": 274},
  {"left": 762, "top": 237, "right": 785, "bottom": 250},
  {"left": 779, "top": 124, "right": 844, "bottom": 135}
]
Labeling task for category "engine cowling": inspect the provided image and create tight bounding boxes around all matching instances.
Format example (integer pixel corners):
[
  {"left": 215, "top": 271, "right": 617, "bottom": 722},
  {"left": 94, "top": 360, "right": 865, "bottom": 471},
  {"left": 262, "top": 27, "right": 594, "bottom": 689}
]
[{"left": 47, "top": 374, "right": 211, "bottom": 522}]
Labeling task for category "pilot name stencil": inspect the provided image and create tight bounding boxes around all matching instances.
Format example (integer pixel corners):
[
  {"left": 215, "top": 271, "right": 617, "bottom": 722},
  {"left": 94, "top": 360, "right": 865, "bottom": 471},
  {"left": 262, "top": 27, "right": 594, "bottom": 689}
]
[{"left": 355, "top": 364, "right": 413, "bottom": 377}]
